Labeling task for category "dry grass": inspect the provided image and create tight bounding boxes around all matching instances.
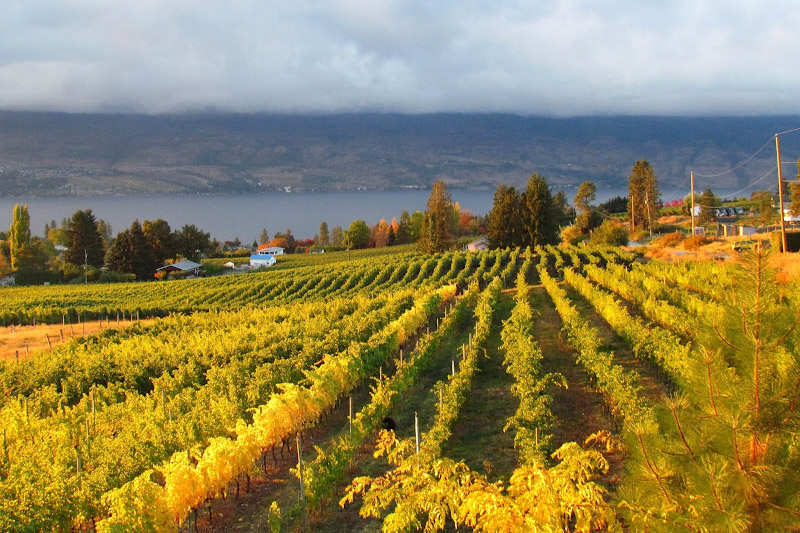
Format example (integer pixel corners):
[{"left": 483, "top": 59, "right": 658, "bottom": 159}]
[
  {"left": 659, "top": 215, "right": 691, "bottom": 225},
  {"left": 0, "top": 318, "right": 152, "bottom": 362},
  {"left": 770, "top": 253, "right": 800, "bottom": 283}
]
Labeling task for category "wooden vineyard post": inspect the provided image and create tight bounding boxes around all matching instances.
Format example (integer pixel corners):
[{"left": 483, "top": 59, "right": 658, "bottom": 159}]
[
  {"left": 15, "top": 351, "right": 19, "bottom": 363},
  {"left": 296, "top": 432, "right": 308, "bottom": 532},
  {"left": 60, "top": 329, "right": 64, "bottom": 341},
  {"left": 45, "top": 334, "right": 52, "bottom": 349},
  {"left": 349, "top": 396, "right": 353, "bottom": 435},
  {"left": 452, "top": 359, "right": 455, "bottom": 377},
  {"left": 415, "top": 412, "right": 420, "bottom": 465}
]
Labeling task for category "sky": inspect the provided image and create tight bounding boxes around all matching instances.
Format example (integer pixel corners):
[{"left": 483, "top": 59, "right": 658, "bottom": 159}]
[{"left": 1, "top": 0, "right": 799, "bottom": 116}]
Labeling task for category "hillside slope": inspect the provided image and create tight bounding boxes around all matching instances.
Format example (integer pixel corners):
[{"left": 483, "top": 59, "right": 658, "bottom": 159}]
[{"left": 0, "top": 112, "right": 798, "bottom": 196}]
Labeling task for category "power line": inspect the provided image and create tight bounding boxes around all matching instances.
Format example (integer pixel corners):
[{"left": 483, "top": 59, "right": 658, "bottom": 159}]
[
  {"left": 723, "top": 165, "right": 778, "bottom": 198},
  {"left": 692, "top": 137, "right": 774, "bottom": 178},
  {"left": 775, "top": 126, "right": 800, "bottom": 136}
]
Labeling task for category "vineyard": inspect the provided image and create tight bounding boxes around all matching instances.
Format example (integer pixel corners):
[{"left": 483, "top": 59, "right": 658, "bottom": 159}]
[{"left": 0, "top": 244, "right": 798, "bottom": 531}]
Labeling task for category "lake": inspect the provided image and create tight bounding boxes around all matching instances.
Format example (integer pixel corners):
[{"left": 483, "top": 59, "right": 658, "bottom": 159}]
[
  {"left": 0, "top": 187, "right": 691, "bottom": 242},
  {"left": 0, "top": 190, "right": 496, "bottom": 242}
]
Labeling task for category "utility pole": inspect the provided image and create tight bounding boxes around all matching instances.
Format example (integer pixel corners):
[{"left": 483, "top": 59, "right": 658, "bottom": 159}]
[
  {"left": 690, "top": 171, "right": 696, "bottom": 236},
  {"left": 776, "top": 134, "right": 788, "bottom": 253},
  {"left": 84, "top": 249, "right": 88, "bottom": 283}
]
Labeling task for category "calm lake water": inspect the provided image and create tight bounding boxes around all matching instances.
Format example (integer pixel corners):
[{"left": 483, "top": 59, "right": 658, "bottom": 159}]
[
  {"left": 0, "top": 187, "right": 692, "bottom": 242},
  {"left": 0, "top": 190, "right": 495, "bottom": 242}
]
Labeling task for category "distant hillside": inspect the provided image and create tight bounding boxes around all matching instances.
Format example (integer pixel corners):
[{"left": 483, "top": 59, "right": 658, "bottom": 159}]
[{"left": 0, "top": 111, "right": 798, "bottom": 196}]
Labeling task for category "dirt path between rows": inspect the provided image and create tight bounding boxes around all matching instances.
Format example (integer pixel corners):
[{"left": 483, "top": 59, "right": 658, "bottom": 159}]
[{"left": 530, "top": 286, "right": 626, "bottom": 490}]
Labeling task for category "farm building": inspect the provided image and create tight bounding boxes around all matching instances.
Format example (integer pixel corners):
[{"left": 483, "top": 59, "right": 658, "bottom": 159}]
[
  {"left": 257, "top": 245, "right": 285, "bottom": 255},
  {"left": 250, "top": 253, "right": 277, "bottom": 268},
  {"left": 156, "top": 260, "right": 202, "bottom": 276},
  {"left": 739, "top": 226, "right": 758, "bottom": 236},
  {"left": 466, "top": 236, "right": 489, "bottom": 252}
]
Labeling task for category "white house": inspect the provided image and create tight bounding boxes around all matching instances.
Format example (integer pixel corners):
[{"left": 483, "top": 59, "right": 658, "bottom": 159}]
[
  {"left": 466, "top": 236, "right": 489, "bottom": 252},
  {"left": 250, "top": 253, "right": 277, "bottom": 269},
  {"left": 258, "top": 246, "right": 285, "bottom": 255},
  {"left": 783, "top": 207, "right": 800, "bottom": 224},
  {"left": 156, "top": 259, "right": 202, "bottom": 276}
]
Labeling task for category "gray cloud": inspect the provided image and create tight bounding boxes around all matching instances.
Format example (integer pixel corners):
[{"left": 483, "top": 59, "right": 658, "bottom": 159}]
[{"left": 0, "top": 0, "right": 798, "bottom": 115}]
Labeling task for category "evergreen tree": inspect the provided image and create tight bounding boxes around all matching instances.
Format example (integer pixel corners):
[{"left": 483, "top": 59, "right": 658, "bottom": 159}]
[
  {"left": 418, "top": 181, "right": 457, "bottom": 253},
  {"left": 621, "top": 248, "right": 800, "bottom": 529},
  {"left": 396, "top": 210, "right": 412, "bottom": 244},
  {"left": 142, "top": 219, "right": 175, "bottom": 264},
  {"left": 173, "top": 224, "right": 211, "bottom": 260},
  {"left": 487, "top": 184, "right": 522, "bottom": 249},
  {"left": 754, "top": 190, "right": 775, "bottom": 225},
  {"left": 9, "top": 204, "right": 31, "bottom": 270},
  {"left": 106, "top": 220, "right": 158, "bottom": 280},
  {"left": 331, "top": 225, "right": 344, "bottom": 247},
  {"left": 65, "top": 209, "right": 105, "bottom": 268},
  {"left": 574, "top": 181, "right": 596, "bottom": 213},
  {"left": 97, "top": 219, "right": 113, "bottom": 248},
  {"left": 318, "top": 221, "right": 330, "bottom": 247},
  {"left": 599, "top": 195, "right": 628, "bottom": 215},
  {"left": 627, "top": 160, "right": 660, "bottom": 233},
  {"left": 259, "top": 228, "right": 270, "bottom": 246},
  {"left": 552, "top": 190, "right": 575, "bottom": 227},
  {"left": 573, "top": 181, "right": 603, "bottom": 234},
  {"left": 698, "top": 188, "right": 719, "bottom": 224},
  {"left": 520, "top": 173, "right": 559, "bottom": 247},
  {"left": 790, "top": 159, "right": 800, "bottom": 217}
]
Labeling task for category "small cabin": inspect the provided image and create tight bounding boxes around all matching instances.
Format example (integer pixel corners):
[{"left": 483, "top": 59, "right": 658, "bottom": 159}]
[
  {"left": 156, "top": 259, "right": 202, "bottom": 276},
  {"left": 466, "top": 236, "right": 489, "bottom": 252},
  {"left": 257, "top": 245, "right": 285, "bottom": 255},
  {"left": 250, "top": 253, "right": 277, "bottom": 269}
]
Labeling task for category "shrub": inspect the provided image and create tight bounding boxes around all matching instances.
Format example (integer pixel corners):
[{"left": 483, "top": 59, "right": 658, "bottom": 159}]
[
  {"left": 682, "top": 235, "right": 710, "bottom": 250},
  {"left": 561, "top": 225, "right": 587, "bottom": 246},
  {"left": 99, "top": 271, "right": 137, "bottom": 283},
  {"left": 590, "top": 221, "right": 629, "bottom": 246},
  {"left": 654, "top": 231, "right": 685, "bottom": 248}
]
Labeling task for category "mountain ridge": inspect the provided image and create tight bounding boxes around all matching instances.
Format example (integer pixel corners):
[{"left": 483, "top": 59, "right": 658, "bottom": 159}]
[{"left": 0, "top": 111, "right": 798, "bottom": 197}]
